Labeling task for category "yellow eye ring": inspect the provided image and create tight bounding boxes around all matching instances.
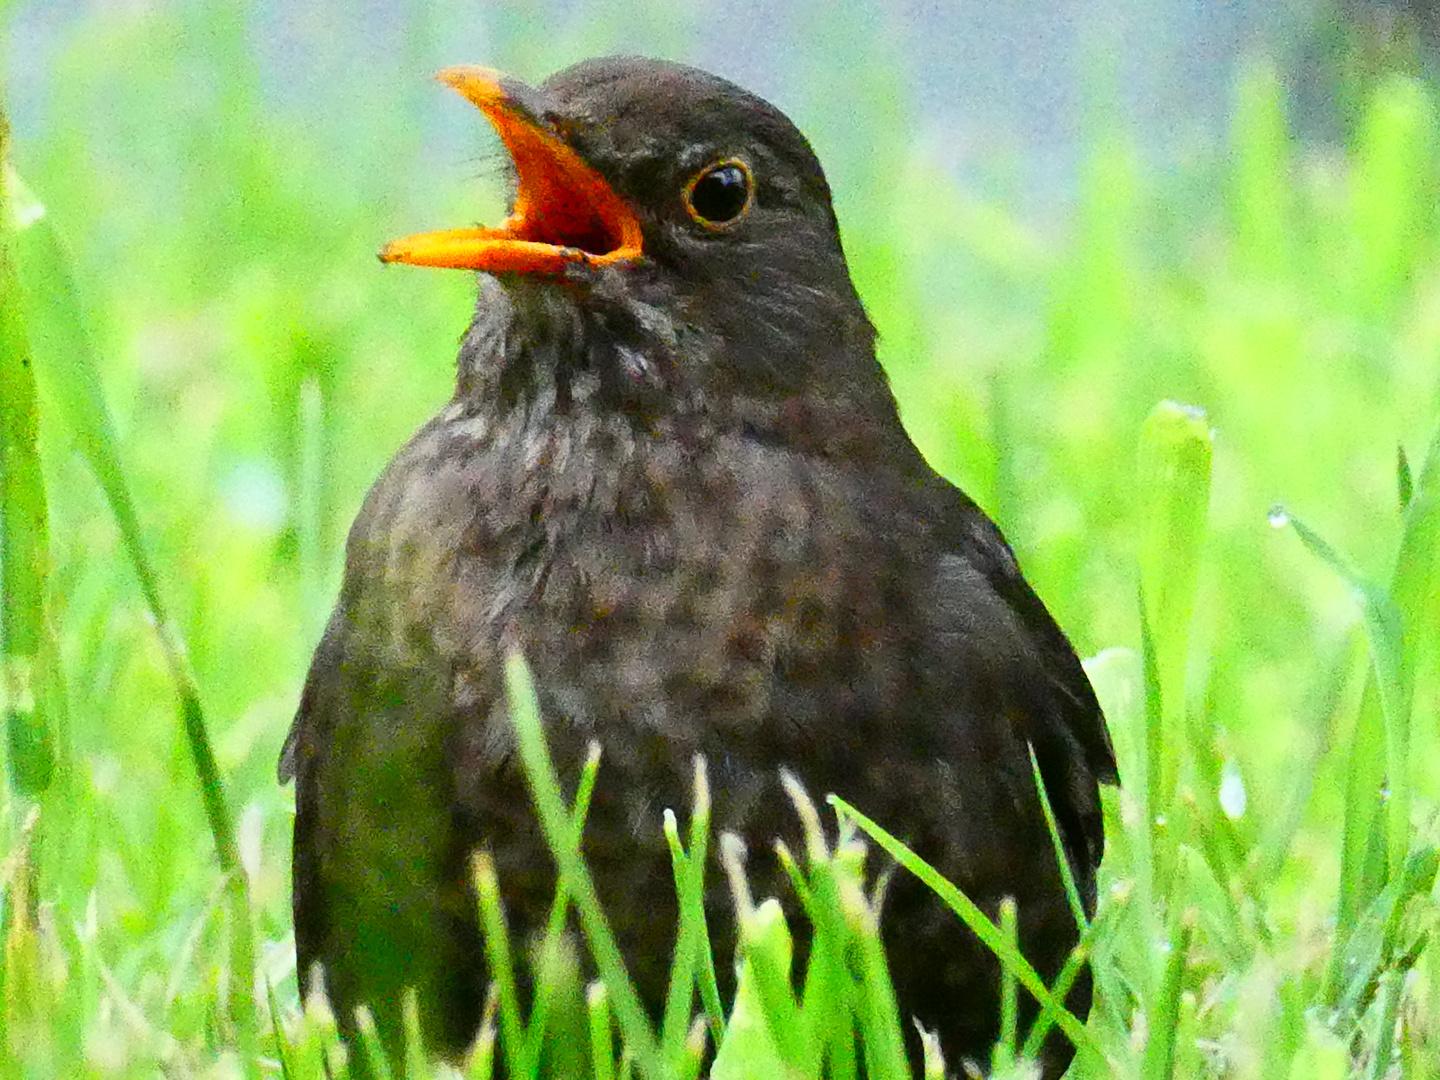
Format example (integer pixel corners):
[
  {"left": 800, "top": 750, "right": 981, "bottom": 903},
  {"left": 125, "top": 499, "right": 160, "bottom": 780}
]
[{"left": 682, "top": 157, "right": 755, "bottom": 230}]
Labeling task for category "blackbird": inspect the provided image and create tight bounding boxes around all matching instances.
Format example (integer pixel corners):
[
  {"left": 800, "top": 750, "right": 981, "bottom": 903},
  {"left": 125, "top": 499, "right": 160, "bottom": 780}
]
[{"left": 280, "top": 56, "right": 1116, "bottom": 1078}]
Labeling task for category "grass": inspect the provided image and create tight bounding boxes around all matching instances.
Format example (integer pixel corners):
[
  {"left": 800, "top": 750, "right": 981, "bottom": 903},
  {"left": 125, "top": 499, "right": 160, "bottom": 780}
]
[{"left": 3, "top": 3, "right": 1440, "bottom": 1077}]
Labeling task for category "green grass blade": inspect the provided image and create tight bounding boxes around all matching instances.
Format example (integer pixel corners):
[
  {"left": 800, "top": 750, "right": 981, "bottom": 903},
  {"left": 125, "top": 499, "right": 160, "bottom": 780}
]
[
  {"left": 463, "top": 988, "right": 499, "bottom": 1080},
  {"left": 717, "top": 826, "right": 809, "bottom": 1073},
  {"left": 993, "top": 898, "right": 1018, "bottom": 1073},
  {"left": 1277, "top": 520, "right": 1397, "bottom": 958},
  {"left": 844, "top": 881, "right": 909, "bottom": 1080},
  {"left": 1389, "top": 416, "right": 1440, "bottom": 797},
  {"left": 918, "top": 1026, "right": 944, "bottom": 1080},
  {"left": 11, "top": 199, "right": 254, "bottom": 1020},
  {"left": 1230, "top": 61, "right": 1294, "bottom": 279},
  {"left": 1280, "top": 511, "right": 1410, "bottom": 884},
  {"left": 1021, "top": 884, "right": 1126, "bottom": 1059},
  {"left": 1137, "top": 401, "right": 1212, "bottom": 838},
  {"left": 265, "top": 977, "right": 295, "bottom": 1080},
  {"left": 1328, "top": 677, "right": 1391, "bottom": 1006},
  {"left": 1366, "top": 971, "right": 1403, "bottom": 1080},
  {"left": 1140, "top": 907, "right": 1194, "bottom": 1080},
  {"left": 676, "top": 1016, "right": 707, "bottom": 1080},
  {"left": 403, "top": 989, "right": 433, "bottom": 1080},
  {"left": 1135, "top": 591, "right": 1165, "bottom": 994},
  {"left": 1314, "top": 416, "right": 1440, "bottom": 1002},
  {"left": 1028, "top": 742, "right": 1087, "bottom": 930},
  {"left": 830, "top": 795, "right": 1105, "bottom": 1065},
  {"left": 659, "top": 810, "right": 697, "bottom": 1060},
  {"left": 472, "top": 851, "right": 528, "bottom": 1079},
  {"left": 1347, "top": 77, "right": 1434, "bottom": 319},
  {"left": 660, "top": 757, "right": 719, "bottom": 1061},
  {"left": 782, "top": 837, "right": 855, "bottom": 1080},
  {"left": 683, "top": 759, "right": 724, "bottom": 1041},
  {"left": 710, "top": 895, "right": 800, "bottom": 1080},
  {"left": 1331, "top": 846, "right": 1438, "bottom": 1035},
  {"left": 589, "top": 983, "right": 616, "bottom": 1080},
  {"left": 354, "top": 1005, "right": 396, "bottom": 1080},
  {"left": 0, "top": 104, "right": 56, "bottom": 798},
  {"left": 502, "top": 650, "right": 664, "bottom": 1079},
  {"left": 16, "top": 213, "right": 191, "bottom": 661},
  {"left": 524, "top": 740, "right": 602, "bottom": 1073}
]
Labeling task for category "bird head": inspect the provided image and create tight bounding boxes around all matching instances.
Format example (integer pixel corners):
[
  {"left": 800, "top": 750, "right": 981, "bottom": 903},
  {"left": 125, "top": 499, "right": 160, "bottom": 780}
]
[{"left": 384, "top": 57, "right": 916, "bottom": 467}]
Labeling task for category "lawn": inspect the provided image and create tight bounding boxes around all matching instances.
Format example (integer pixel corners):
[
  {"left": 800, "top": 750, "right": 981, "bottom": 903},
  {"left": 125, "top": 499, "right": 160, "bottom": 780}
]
[{"left": 1, "top": 4, "right": 1438, "bottom": 1078}]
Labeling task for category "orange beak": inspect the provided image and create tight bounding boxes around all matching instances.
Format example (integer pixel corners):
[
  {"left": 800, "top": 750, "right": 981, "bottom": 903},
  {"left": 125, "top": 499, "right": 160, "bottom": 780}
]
[{"left": 379, "top": 67, "right": 643, "bottom": 274}]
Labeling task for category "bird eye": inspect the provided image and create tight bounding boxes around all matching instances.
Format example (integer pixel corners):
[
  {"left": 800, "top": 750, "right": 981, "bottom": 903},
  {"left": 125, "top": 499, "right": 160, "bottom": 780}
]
[{"left": 683, "top": 158, "right": 754, "bottom": 230}]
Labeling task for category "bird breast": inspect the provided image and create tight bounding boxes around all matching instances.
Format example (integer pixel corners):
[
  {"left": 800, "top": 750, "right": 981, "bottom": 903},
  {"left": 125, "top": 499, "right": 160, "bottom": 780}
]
[{"left": 355, "top": 397, "right": 938, "bottom": 766}]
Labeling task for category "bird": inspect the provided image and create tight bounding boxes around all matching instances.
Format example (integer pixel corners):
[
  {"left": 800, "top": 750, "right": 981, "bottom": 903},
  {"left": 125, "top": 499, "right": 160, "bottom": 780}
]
[{"left": 279, "top": 56, "right": 1116, "bottom": 1079}]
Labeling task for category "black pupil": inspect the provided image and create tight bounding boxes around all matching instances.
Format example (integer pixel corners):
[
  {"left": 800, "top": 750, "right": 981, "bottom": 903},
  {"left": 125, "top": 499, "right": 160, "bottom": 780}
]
[{"left": 691, "top": 164, "right": 750, "bottom": 223}]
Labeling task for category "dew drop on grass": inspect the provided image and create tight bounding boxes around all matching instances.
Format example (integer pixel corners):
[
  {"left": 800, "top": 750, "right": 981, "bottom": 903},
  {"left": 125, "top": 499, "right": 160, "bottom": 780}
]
[
  {"left": 1219, "top": 760, "right": 1247, "bottom": 819},
  {"left": 1267, "top": 504, "right": 1290, "bottom": 529}
]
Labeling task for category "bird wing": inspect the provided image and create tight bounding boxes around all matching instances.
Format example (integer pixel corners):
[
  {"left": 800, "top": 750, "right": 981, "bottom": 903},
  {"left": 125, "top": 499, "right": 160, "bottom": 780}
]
[
  {"left": 936, "top": 492, "right": 1117, "bottom": 903},
  {"left": 277, "top": 613, "right": 347, "bottom": 993}
]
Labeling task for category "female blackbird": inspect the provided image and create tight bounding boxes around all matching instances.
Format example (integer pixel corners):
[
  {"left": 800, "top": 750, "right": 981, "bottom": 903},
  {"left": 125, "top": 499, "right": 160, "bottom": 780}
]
[{"left": 280, "top": 56, "right": 1116, "bottom": 1079}]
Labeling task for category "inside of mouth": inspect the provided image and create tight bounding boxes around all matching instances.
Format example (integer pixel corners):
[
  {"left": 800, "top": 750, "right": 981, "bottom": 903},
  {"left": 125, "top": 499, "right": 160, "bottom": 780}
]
[
  {"left": 495, "top": 109, "right": 640, "bottom": 265},
  {"left": 505, "top": 155, "right": 635, "bottom": 261},
  {"left": 380, "top": 78, "right": 642, "bottom": 271},
  {"left": 513, "top": 203, "right": 625, "bottom": 258}
]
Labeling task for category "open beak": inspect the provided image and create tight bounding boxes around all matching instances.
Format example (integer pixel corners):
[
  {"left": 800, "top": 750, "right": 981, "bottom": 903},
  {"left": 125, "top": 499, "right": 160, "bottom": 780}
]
[{"left": 379, "top": 66, "right": 643, "bottom": 274}]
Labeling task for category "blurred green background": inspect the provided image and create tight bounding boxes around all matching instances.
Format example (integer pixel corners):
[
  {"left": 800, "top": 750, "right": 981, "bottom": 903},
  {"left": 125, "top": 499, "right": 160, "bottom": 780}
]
[{"left": 3, "top": 0, "right": 1440, "bottom": 1075}]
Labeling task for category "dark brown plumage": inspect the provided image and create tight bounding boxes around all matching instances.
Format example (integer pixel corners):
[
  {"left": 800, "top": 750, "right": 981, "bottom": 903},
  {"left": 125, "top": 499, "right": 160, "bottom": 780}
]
[{"left": 280, "top": 56, "right": 1116, "bottom": 1078}]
